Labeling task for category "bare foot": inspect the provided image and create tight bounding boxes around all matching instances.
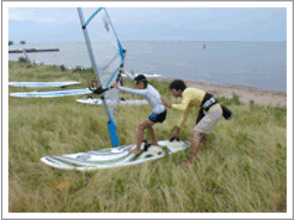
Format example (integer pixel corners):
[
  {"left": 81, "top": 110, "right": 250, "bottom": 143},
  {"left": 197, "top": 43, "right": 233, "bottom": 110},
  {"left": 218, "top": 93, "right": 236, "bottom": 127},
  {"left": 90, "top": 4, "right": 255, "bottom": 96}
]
[
  {"left": 150, "top": 141, "right": 158, "bottom": 146},
  {"left": 128, "top": 148, "right": 141, "bottom": 155}
]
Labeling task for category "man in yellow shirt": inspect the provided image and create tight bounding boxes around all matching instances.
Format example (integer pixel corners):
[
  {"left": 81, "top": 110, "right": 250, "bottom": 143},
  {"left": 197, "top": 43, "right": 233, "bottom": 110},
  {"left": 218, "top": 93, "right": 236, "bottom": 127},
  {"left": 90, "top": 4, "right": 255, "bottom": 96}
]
[{"left": 161, "top": 79, "right": 232, "bottom": 166}]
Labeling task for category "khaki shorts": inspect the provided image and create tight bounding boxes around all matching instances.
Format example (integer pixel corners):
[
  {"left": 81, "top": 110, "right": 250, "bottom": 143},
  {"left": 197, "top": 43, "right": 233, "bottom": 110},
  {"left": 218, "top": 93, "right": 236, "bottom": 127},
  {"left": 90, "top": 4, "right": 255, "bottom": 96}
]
[{"left": 192, "top": 104, "right": 222, "bottom": 134}]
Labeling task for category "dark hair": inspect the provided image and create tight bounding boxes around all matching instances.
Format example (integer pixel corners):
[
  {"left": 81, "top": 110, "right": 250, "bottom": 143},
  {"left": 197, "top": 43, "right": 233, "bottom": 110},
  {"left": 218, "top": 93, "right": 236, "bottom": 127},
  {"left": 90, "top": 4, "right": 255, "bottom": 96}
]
[
  {"left": 169, "top": 79, "right": 187, "bottom": 91},
  {"left": 134, "top": 74, "right": 148, "bottom": 88}
]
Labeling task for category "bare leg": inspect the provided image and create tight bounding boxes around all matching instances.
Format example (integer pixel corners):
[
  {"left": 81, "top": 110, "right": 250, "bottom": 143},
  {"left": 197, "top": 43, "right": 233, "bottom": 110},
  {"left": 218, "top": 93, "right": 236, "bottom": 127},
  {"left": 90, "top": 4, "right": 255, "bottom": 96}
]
[
  {"left": 183, "top": 130, "right": 201, "bottom": 166},
  {"left": 201, "top": 133, "right": 210, "bottom": 150},
  {"left": 129, "top": 123, "right": 145, "bottom": 154},
  {"left": 147, "top": 126, "right": 158, "bottom": 145},
  {"left": 136, "top": 123, "right": 145, "bottom": 149},
  {"left": 129, "top": 120, "right": 155, "bottom": 154}
]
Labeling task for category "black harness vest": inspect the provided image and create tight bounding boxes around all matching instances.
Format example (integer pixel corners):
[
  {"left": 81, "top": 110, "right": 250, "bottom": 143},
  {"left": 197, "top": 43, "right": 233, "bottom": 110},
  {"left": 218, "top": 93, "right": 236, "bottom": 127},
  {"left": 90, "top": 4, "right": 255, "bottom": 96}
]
[{"left": 196, "top": 93, "right": 233, "bottom": 125}]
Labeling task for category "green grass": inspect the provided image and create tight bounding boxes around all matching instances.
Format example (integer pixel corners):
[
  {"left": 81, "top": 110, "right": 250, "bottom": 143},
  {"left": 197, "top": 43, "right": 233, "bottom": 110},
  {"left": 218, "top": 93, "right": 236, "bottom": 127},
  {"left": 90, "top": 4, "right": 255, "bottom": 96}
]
[{"left": 8, "top": 61, "right": 286, "bottom": 212}]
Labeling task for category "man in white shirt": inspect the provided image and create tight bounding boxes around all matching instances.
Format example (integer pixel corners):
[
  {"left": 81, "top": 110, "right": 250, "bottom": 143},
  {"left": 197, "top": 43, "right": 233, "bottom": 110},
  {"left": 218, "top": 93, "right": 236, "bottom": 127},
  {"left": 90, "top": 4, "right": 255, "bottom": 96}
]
[{"left": 112, "top": 73, "right": 166, "bottom": 154}]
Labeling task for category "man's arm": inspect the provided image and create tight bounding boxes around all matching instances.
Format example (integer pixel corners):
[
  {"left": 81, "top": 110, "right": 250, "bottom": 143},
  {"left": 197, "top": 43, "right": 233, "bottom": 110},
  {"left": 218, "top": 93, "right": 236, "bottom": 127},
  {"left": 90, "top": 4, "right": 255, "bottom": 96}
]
[
  {"left": 123, "top": 71, "right": 136, "bottom": 82},
  {"left": 118, "top": 86, "right": 148, "bottom": 96},
  {"left": 172, "top": 93, "right": 191, "bottom": 111},
  {"left": 172, "top": 91, "right": 193, "bottom": 129},
  {"left": 112, "top": 82, "right": 148, "bottom": 96},
  {"left": 119, "top": 65, "right": 135, "bottom": 82},
  {"left": 161, "top": 97, "right": 172, "bottom": 108},
  {"left": 177, "top": 105, "right": 192, "bottom": 128}
]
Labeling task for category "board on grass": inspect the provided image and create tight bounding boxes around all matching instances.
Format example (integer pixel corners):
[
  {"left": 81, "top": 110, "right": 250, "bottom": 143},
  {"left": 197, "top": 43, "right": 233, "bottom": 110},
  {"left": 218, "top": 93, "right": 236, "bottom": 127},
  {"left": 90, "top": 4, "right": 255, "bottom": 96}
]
[
  {"left": 8, "top": 81, "right": 81, "bottom": 88},
  {"left": 122, "top": 73, "right": 162, "bottom": 79},
  {"left": 10, "top": 88, "right": 92, "bottom": 98},
  {"left": 76, "top": 98, "right": 148, "bottom": 106},
  {"left": 40, "top": 140, "right": 190, "bottom": 170}
]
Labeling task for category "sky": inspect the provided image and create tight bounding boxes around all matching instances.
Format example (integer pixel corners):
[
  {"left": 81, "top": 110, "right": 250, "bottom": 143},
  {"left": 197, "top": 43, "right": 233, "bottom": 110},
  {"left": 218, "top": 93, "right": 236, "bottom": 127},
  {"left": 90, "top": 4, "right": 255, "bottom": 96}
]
[{"left": 6, "top": 2, "right": 288, "bottom": 43}]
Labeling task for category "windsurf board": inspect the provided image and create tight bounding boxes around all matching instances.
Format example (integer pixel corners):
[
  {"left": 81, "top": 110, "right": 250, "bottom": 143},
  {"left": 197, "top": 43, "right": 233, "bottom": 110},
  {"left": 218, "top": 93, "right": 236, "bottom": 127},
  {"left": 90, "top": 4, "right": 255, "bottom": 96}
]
[
  {"left": 10, "top": 88, "right": 92, "bottom": 98},
  {"left": 76, "top": 98, "right": 148, "bottom": 106},
  {"left": 41, "top": 140, "right": 190, "bottom": 170},
  {"left": 122, "top": 73, "right": 161, "bottom": 79},
  {"left": 9, "top": 81, "right": 81, "bottom": 88}
]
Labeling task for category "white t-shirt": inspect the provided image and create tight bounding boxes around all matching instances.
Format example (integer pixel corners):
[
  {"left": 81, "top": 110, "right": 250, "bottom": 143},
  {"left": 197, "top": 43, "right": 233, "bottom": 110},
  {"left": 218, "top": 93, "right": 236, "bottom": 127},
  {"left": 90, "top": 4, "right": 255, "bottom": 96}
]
[{"left": 118, "top": 84, "right": 166, "bottom": 114}]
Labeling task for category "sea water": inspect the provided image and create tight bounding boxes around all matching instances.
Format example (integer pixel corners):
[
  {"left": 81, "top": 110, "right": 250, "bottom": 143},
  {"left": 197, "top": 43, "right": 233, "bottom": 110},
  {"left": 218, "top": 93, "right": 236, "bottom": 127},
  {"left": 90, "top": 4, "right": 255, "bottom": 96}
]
[{"left": 8, "top": 41, "right": 286, "bottom": 92}]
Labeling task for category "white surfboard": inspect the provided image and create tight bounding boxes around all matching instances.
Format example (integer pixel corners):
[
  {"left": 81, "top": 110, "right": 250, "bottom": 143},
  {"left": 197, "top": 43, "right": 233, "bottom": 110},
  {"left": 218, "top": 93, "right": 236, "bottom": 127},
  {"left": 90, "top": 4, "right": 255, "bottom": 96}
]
[
  {"left": 40, "top": 140, "right": 190, "bottom": 170},
  {"left": 76, "top": 98, "right": 148, "bottom": 106},
  {"left": 121, "top": 73, "right": 162, "bottom": 79},
  {"left": 9, "top": 81, "right": 81, "bottom": 88},
  {"left": 10, "top": 88, "right": 92, "bottom": 98}
]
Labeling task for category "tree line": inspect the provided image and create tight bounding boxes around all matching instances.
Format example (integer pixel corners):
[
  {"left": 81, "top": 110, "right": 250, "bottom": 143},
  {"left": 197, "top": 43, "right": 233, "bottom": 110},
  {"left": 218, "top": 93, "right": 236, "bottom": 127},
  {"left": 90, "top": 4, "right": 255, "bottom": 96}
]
[{"left": 9, "top": 41, "right": 26, "bottom": 46}]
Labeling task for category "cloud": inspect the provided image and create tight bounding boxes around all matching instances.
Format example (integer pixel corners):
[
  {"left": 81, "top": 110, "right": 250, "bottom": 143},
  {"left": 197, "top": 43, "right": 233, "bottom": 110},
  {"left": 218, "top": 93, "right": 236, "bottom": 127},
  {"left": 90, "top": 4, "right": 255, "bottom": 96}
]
[
  {"left": 9, "top": 8, "right": 78, "bottom": 25},
  {"left": 9, "top": 13, "right": 25, "bottom": 21},
  {"left": 8, "top": 7, "right": 287, "bottom": 42}
]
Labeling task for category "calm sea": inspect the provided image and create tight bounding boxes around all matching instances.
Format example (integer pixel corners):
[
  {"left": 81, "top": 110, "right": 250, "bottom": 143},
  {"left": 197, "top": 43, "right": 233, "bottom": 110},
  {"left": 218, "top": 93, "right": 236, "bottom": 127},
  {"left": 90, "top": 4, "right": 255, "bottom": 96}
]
[{"left": 8, "top": 41, "right": 286, "bottom": 92}]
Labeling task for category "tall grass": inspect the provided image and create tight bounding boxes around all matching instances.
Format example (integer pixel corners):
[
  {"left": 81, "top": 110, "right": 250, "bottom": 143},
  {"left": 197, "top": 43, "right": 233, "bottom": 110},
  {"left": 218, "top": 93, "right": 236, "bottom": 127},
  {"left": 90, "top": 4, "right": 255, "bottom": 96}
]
[{"left": 8, "top": 61, "right": 286, "bottom": 212}]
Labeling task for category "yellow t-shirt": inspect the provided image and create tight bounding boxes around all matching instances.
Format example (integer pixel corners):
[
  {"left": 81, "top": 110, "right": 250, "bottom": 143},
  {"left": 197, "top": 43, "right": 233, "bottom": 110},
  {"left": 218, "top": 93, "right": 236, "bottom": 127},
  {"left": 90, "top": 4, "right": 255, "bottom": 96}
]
[{"left": 171, "top": 88, "right": 206, "bottom": 128}]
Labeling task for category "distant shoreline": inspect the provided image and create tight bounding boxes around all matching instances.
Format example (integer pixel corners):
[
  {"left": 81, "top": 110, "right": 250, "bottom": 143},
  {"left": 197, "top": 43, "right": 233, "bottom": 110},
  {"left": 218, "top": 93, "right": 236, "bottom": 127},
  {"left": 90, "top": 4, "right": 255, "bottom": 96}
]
[
  {"left": 156, "top": 77, "right": 287, "bottom": 107},
  {"left": 8, "top": 40, "right": 287, "bottom": 44},
  {"left": 8, "top": 41, "right": 286, "bottom": 94},
  {"left": 7, "top": 60, "right": 287, "bottom": 107}
]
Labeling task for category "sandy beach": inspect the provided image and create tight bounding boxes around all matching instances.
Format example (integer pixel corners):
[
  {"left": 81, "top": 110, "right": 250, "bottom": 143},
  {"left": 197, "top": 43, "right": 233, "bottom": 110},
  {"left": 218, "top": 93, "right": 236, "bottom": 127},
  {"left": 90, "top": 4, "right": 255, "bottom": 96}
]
[{"left": 157, "top": 77, "right": 286, "bottom": 107}]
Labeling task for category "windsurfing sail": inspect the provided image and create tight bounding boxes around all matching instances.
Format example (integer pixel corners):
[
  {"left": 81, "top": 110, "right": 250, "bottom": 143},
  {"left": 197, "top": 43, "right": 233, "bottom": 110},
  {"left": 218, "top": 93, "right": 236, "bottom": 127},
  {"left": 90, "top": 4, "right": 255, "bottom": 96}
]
[{"left": 77, "top": 7, "right": 125, "bottom": 147}]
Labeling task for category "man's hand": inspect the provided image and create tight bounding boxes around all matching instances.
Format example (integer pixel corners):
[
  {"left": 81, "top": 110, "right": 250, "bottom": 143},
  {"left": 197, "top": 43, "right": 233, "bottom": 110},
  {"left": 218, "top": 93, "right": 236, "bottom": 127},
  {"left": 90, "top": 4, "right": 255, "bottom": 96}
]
[
  {"left": 160, "top": 97, "right": 172, "bottom": 108},
  {"left": 112, "top": 82, "right": 119, "bottom": 89},
  {"left": 119, "top": 67, "right": 124, "bottom": 73},
  {"left": 88, "top": 78, "right": 101, "bottom": 89}
]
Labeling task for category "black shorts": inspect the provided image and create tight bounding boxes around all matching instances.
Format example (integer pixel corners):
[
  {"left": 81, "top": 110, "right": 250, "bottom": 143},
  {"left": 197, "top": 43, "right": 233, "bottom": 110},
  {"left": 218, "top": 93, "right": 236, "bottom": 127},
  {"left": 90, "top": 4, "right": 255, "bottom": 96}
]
[{"left": 149, "top": 110, "right": 167, "bottom": 123}]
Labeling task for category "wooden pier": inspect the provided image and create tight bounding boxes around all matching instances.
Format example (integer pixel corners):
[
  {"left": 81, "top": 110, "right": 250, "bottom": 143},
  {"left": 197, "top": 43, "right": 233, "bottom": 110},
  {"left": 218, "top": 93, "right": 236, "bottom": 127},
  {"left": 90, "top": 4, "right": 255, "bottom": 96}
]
[{"left": 9, "top": 48, "right": 60, "bottom": 53}]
